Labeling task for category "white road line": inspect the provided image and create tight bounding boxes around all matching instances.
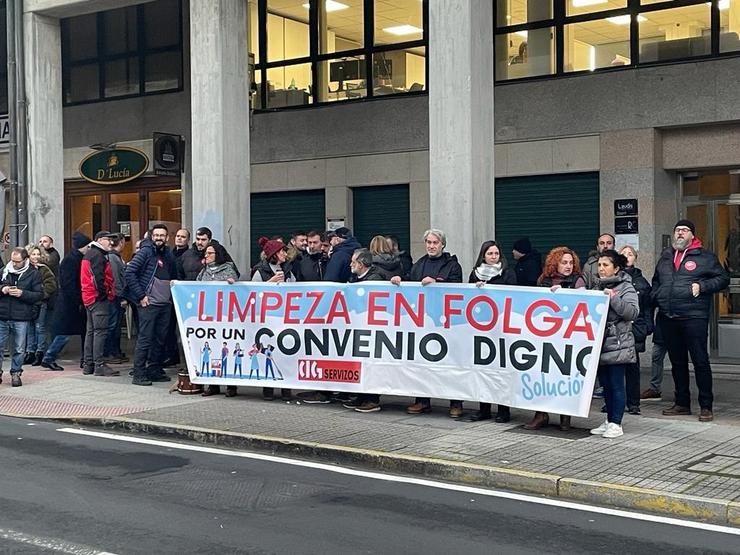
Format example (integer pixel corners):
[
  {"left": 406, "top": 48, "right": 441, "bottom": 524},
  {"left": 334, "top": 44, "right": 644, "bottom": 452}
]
[
  {"left": 58, "top": 427, "right": 740, "bottom": 536},
  {"left": 0, "top": 527, "right": 117, "bottom": 554}
]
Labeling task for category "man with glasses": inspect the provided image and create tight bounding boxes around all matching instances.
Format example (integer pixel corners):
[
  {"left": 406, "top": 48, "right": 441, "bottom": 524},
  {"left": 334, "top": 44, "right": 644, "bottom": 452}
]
[
  {"left": 651, "top": 219, "right": 729, "bottom": 422},
  {"left": 125, "top": 224, "right": 178, "bottom": 386}
]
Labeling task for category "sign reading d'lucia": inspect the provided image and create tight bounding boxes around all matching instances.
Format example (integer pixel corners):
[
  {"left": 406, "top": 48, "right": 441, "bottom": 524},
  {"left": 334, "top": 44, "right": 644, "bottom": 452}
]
[{"left": 79, "top": 147, "right": 149, "bottom": 185}]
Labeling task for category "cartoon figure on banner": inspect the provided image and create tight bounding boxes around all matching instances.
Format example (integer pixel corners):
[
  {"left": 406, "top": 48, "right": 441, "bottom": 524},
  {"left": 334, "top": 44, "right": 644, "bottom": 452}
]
[
  {"left": 233, "top": 343, "right": 244, "bottom": 377},
  {"left": 248, "top": 343, "right": 262, "bottom": 379},
  {"left": 263, "top": 344, "right": 284, "bottom": 380},
  {"left": 200, "top": 341, "right": 211, "bottom": 376},
  {"left": 221, "top": 342, "right": 229, "bottom": 375},
  {"left": 211, "top": 358, "right": 222, "bottom": 377}
]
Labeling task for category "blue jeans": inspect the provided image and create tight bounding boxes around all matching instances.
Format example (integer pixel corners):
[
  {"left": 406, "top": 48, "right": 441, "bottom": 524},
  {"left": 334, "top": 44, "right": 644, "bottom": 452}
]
[
  {"left": 598, "top": 364, "right": 627, "bottom": 425},
  {"left": 43, "top": 335, "right": 71, "bottom": 363},
  {"left": 25, "top": 304, "right": 48, "bottom": 353},
  {"left": 0, "top": 320, "right": 29, "bottom": 374}
]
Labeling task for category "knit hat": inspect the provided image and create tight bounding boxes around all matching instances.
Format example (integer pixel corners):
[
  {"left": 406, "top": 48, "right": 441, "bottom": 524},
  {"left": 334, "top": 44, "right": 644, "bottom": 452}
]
[
  {"left": 334, "top": 227, "right": 352, "bottom": 239},
  {"left": 513, "top": 237, "right": 532, "bottom": 255},
  {"left": 674, "top": 219, "right": 696, "bottom": 235},
  {"left": 258, "top": 236, "right": 285, "bottom": 260},
  {"left": 72, "top": 232, "right": 91, "bottom": 249}
]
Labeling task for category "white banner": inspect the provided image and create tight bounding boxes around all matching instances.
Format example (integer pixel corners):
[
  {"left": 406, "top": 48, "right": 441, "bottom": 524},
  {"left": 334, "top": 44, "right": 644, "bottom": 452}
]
[{"left": 173, "top": 281, "right": 610, "bottom": 417}]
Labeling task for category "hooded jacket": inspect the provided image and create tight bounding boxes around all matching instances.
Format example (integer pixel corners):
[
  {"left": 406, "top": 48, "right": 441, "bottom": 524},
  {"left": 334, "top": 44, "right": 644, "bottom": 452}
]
[
  {"left": 324, "top": 235, "right": 361, "bottom": 283},
  {"left": 514, "top": 250, "right": 541, "bottom": 286},
  {"left": 598, "top": 271, "right": 639, "bottom": 366},
  {"left": 372, "top": 253, "right": 404, "bottom": 280},
  {"left": 51, "top": 249, "right": 86, "bottom": 336},
  {"left": 81, "top": 243, "right": 115, "bottom": 307},
  {"left": 124, "top": 238, "right": 177, "bottom": 303},
  {"left": 197, "top": 261, "right": 239, "bottom": 282},
  {"left": 651, "top": 238, "right": 729, "bottom": 319}
]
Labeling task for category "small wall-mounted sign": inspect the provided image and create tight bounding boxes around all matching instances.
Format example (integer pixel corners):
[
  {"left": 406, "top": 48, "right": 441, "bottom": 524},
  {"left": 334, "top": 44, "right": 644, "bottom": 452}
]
[
  {"left": 79, "top": 146, "right": 149, "bottom": 185},
  {"left": 614, "top": 198, "right": 638, "bottom": 216},
  {"left": 615, "top": 216, "right": 638, "bottom": 234},
  {"left": 153, "top": 132, "right": 185, "bottom": 177}
]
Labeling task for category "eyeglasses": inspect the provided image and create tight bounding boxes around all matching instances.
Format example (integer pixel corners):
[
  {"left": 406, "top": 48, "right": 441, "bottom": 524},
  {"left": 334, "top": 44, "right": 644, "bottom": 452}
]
[{"left": 675, "top": 227, "right": 692, "bottom": 233}]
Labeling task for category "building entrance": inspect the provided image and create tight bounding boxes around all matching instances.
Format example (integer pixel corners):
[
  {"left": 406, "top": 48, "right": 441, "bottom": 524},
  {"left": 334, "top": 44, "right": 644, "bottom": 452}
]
[
  {"left": 682, "top": 171, "right": 740, "bottom": 361},
  {"left": 65, "top": 177, "right": 181, "bottom": 261}
]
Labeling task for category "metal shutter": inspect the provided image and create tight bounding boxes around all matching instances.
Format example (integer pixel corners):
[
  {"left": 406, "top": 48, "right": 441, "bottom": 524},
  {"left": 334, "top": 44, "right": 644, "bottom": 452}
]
[
  {"left": 352, "top": 184, "right": 410, "bottom": 250},
  {"left": 250, "top": 189, "right": 326, "bottom": 266},
  {"left": 495, "top": 173, "right": 599, "bottom": 264}
]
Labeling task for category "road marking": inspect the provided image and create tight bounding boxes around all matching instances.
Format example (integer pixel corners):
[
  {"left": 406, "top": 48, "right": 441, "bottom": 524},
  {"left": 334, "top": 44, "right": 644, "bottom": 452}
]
[
  {"left": 0, "top": 527, "right": 117, "bottom": 554},
  {"left": 58, "top": 427, "right": 740, "bottom": 536}
]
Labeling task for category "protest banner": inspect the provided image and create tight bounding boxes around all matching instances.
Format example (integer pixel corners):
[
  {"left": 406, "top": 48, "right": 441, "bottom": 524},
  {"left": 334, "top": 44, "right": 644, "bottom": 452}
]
[{"left": 172, "top": 281, "right": 610, "bottom": 417}]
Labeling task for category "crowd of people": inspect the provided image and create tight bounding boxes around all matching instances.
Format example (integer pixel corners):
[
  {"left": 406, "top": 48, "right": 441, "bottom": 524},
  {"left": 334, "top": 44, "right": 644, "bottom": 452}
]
[{"left": 0, "top": 218, "right": 728, "bottom": 438}]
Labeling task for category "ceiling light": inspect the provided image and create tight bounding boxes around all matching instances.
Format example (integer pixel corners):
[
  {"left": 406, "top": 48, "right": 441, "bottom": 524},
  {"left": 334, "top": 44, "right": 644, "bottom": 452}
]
[
  {"left": 607, "top": 14, "right": 647, "bottom": 25},
  {"left": 383, "top": 24, "right": 423, "bottom": 36},
  {"left": 302, "top": 0, "right": 349, "bottom": 12},
  {"left": 515, "top": 31, "right": 528, "bottom": 38},
  {"left": 572, "top": 0, "right": 608, "bottom": 6}
]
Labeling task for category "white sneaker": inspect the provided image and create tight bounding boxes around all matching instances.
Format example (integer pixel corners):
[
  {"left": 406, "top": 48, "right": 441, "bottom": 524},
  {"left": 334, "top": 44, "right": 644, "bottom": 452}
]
[
  {"left": 590, "top": 419, "right": 608, "bottom": 435},
  {"left": 602, "top": 422, "right": 624, "bottom": 439}
]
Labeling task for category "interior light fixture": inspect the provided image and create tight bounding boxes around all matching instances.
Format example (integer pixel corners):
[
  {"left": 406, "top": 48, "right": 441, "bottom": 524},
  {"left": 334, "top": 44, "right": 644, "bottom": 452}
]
[
  {"left": 515, "top": 30, "right": 528, "bottom": 38},
  {"left": 706, "top": 0, "right": 730, "bottom": 8},
  {"left": 383, "top": 24, "right": 423, "bottom": 36},
  {"left": 302, "top": 0, "right": 349, "bottom": 12},
  {"left": 607, "top": 14, "right": 647, "bottom": 25},
  {"left": 572, "top": 0, "right": 608, "bottom": 7}
]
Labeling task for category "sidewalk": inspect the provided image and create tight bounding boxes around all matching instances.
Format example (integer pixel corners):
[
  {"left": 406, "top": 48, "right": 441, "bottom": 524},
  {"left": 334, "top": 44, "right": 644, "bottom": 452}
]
[{"left": 1, "top": 348, "right": 740, "bottom": 526}]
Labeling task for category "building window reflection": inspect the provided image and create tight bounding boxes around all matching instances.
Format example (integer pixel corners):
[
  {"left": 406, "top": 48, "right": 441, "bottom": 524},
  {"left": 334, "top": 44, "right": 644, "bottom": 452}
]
[
  {"left": 252, "top": 0, "right": 427, "bottom": 110},
  {"left": 496, "top": 0, "right": 740, "bottom": 82}
]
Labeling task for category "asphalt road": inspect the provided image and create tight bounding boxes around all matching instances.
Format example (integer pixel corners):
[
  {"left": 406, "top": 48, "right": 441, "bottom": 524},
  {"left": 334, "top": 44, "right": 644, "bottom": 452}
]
[{"left": 0, "top": 415, "right": 737, "bottom": 555}]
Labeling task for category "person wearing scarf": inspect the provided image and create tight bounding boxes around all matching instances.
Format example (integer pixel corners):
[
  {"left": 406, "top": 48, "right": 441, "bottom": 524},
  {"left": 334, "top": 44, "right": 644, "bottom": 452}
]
[{"left": 0, "top": 247, "right": 43, "bottom": 387}]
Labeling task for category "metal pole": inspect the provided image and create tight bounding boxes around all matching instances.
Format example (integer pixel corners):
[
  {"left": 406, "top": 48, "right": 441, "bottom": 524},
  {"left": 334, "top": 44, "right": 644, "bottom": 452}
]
[
  {"left": 14, "top": 0, "right": 27, "bottom": 247},
  {"left": 5, "top": 0, "right": 17, "bottom": 247}
]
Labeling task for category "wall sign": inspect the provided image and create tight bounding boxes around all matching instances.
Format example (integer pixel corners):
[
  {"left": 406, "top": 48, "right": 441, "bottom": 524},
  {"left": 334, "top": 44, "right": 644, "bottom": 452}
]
[
  {"left": 79, "top": 147, "right": 149, "bottom": 185},
  {"left": 153, "top": 132, "right": 185, "bottom": 177},
  {"left": 0, "top": 114, "right": 8, "bottom": 153},
  {"left": 614, "top": 198, "right": 638, "bottom": 216},
  {"left": 614, "top": 217, "right": 638, "bottom": 234}
]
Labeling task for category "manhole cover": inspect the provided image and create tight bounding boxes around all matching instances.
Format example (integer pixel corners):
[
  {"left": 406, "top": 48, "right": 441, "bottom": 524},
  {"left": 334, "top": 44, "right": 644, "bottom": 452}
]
[{"left": 681, "top": 454, "right": 740, "bottom": 478}]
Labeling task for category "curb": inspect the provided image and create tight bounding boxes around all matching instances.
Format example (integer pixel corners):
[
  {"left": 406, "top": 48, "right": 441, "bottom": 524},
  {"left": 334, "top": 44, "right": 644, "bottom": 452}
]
[{"left": 60, "top": 415, "right": 738, "bottom": 526}]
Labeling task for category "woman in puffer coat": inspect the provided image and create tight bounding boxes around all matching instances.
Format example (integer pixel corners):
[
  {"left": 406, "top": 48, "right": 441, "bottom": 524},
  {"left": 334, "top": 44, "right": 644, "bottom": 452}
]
[
  {"left": 590, "top": 249, "right": 639, "bottom": 439},
  {"left": 369, "top": 235, "right": 404, "bottom": 280}
]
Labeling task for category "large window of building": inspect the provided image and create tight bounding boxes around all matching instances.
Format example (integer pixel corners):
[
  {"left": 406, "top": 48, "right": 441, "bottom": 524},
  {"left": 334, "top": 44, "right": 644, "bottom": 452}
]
[
  {"left": 61, "top": 0, "right": 183, "bottom": 105},
  {"left": 495, "top": 0, "right": 740, "bottom": 81},
  {"left": 251, "top": 0, "right": 427, "bottom": 110}
]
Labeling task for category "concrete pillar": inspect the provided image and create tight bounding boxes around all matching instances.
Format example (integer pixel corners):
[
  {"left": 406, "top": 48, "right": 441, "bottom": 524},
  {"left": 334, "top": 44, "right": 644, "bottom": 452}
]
[
  {"left": 428, "top": 0, "right": 494, "bottom": 272},
  {"left": 190, "top": 0, "right": 250, "bottom": 272},
  {"left": 24, "top": 12, "right": 64, "bottom": 251}
]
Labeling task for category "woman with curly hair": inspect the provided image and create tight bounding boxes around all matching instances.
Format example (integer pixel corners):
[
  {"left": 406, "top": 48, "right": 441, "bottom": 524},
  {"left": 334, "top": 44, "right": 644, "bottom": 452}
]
[{"left": 523, "top": 246, "right": 586, "bottom": 432}]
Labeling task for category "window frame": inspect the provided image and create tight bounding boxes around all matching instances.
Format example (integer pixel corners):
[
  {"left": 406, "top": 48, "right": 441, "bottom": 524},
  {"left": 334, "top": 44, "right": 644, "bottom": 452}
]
[
  {"left": 253, "top": 0, "right": 429, "bottom": 112},
  {"left": 61, "top": 0, "right": 184, "bottom": 106},
  {"left": 495, "top": 0, "right": 728, "bottom": 83}
]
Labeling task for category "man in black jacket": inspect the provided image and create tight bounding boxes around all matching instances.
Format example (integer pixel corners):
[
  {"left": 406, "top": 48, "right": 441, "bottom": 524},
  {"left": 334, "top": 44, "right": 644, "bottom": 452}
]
[
  {"left": 652, "top": 219, "right": 729, "bottom": 422},
  {"left": 0, "top": 247, "right": 44, "bottom": 386},
  {"left": 178, "top": 227, "right": 211, "bottom": 281},
  {"left": 391, "top": 228, "right": 463, "bottom": 417},
  {"left": 38, "top": 235, "right": 61, "bottom": 276},
  {"left": 294, "top": 230, "right": 326, "bottom": 281},
  {"left": 512, "top": 237, "right": 541, "bottom": 287}
]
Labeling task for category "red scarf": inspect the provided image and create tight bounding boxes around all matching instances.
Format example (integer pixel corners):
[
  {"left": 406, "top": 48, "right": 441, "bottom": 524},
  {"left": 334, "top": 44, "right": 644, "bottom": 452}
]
[{"left": 673, "top": 237, "right": 702, "bottom": 270}]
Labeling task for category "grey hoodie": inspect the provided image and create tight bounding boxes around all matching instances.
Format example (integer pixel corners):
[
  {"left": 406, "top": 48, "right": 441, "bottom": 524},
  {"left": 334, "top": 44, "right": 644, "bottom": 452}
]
[{"left": 597, "top": 271, "right": 639, "bottom": 366}]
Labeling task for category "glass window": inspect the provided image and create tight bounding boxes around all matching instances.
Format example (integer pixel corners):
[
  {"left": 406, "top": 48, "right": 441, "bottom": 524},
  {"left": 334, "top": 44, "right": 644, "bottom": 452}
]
[
  {"left": 496, "top": 0, "right": 552, "bottom": 28},
  {"left": 249, "top": 0, "right": 260, "bottom": 63},
  {"left": 104, "top": 57, "right": 139, "bottom": 97},
  {"left": 103, "top": 6, "right": 137, "bottom": 55},
  {"left": 372, "top": 47, "right": 425, "bottom": 95},
  {"left": 144, "top": 0, "right": 180, "bottom": 48},
  {"left": 66, "top": 13, "right": 97, "bottom": 62},
  {"left": 720, "top": 0, "right": 740, "bottom": 53},
  {"left": 67, "top": 64, "right": 100, "bottom": 103},
  {"left": 267, "top": 2, "right": 310, "bottom": 61},
  {"left": 375, "top": 0, "right": 423, "bottom": 45},
  {"left": 564, "top": 18, "right": 631, "bottom": 72},
  {"left": 144, "top": 51, "right": 182, "bottom": 93},
  {"left": 318, "top": 56, "right": 368, "bottom": 102},
  {"left": 495, "top": 27, "right": 555, "bottom": 79},
  {"left": 267, "top": 63, "right": 313, "bottom": 107},
  {"left": 639, "top": 4, "right": 711, "bottom": 63},
  {"left": 320, "top": 0, "right": 363, "bottom": 54},
  {"left": 566, "top": 0, "right": 627, "bottom": 17}
]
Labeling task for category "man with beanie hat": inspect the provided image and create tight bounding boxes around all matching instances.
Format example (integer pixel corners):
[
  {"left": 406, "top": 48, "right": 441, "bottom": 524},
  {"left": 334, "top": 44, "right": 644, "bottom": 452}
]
[
  {"left": 81, "top": 231, "right": 118, "bottom": 377},
  {"left": 512, "top": 237, "right": 541, "bottom": 287},
  {"left": 651, "top": 219, "right": 729, "bottom": 422},
  {"left": 324, "top": 227, "right": 360, "bottom": 283},
  {"left": 41, "top": 232, "right": 91, "bottom": 371}
]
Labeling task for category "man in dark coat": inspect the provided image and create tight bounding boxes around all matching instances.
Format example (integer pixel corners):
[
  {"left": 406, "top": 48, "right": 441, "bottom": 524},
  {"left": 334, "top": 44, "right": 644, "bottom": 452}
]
[
  {"left": 511, "top": 238, "right": 542, "bottom": 287},
  {"left": 391, "top": 228, "right": 463, "bottom": 417},
  {"left": 348, "top": 248, "right": 385, "bottom": 283},
  {"left": 38, "top": 235, "right": 61, "bottom": 276},
  {"left": 178, "top": 226, "right": 211, "bottom": 281},
  {"left": 294, "top": 230, "right": 326, "bottom": 282},
  {"left": 173, "top": 228, "right": 190, "bottom": 258},
  {"left": 0, "top": 247, "right": 44, "bottom": 387},
  {"left": 652, "top": 219, "right": 729, "bottom": 422},
  {"left": 41, "top": 232, "right": 91, "bottom": 371},
  {"left": 324, "top": 227, "right": 361, "bottom": 283}
]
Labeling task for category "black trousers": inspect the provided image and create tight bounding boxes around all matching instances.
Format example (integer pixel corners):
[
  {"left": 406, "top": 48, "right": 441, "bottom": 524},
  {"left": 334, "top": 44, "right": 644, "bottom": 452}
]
[
  {"left": 133, "top": 304, "right": 171, "bottom": 379},
  {"left": 625, "top": 353, "right": 641, "bottom": 409},
  {"left": 659, "top": 315, "right": 713, "bottom": 410}
]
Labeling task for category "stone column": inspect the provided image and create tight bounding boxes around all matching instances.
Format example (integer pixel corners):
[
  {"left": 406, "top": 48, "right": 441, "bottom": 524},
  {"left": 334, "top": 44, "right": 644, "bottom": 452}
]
[
  {"left": 190, "top": 0, "right": 250, "bottom": 272},
  {"left": 24, "top": 12, "right": 64, "bottom": 250},
  {"left": 428, "top": 0, "right": 494, "bottom": 272}
]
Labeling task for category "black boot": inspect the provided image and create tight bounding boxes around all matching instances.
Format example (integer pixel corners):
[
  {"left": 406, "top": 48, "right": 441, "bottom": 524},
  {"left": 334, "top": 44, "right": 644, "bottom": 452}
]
[
  {"left": 23, "top": 352, "right": 35, "bottom": 365},
  {"left": 32, "top": 352, "right": 44, "bottom": 366},
  {"left": 495, "top": 405, "right": 511, "bottom": 423}
]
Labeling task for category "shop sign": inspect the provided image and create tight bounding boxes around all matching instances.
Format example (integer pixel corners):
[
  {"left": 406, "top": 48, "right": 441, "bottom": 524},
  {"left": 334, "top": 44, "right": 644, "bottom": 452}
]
[
  {"left": 153, "top": 132, "right": 184, "bottom": 177},
  {"left": 0, "top": 114, "right": 9, "bottom": 152},
  {"left": 614, "top": 198, "right": 638, "bottom": 216},
  {"left": 79, "top": 147, "right": 149, "bottom": 185}
]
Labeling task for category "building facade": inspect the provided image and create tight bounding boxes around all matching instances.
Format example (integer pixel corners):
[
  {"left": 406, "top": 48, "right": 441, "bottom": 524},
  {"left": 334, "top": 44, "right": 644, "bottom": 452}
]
[{"left": 3, "top": 0, "right": 740, "bottom": 359}]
